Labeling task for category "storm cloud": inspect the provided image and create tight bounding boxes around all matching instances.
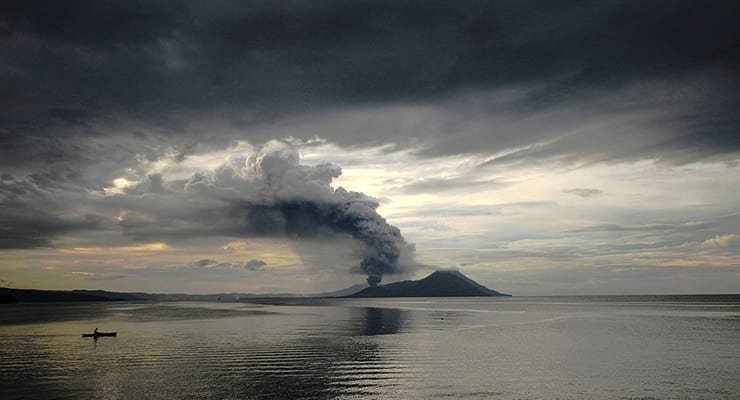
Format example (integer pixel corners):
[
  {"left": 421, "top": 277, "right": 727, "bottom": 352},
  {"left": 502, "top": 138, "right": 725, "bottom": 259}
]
[
  {"left": 0, "top": 175, "right": 104, "bottom": 248},
  {"left": 1, "top": 0, "right": 738, "bottom": 172}
]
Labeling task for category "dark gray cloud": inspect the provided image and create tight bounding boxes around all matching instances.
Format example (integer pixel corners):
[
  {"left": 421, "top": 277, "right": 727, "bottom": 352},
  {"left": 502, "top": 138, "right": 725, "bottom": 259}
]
[
  {"left": 243, "top": 259, "right": 267, "bottom": 271},
  {"left": 194, "top": 259, "right": 218, "bottom": 268},
  {"left": 1, "top": 0, "right": 738, "bottom": 170},
  {"left": 0, "top": 176, "right": 105, "bottom": 248},
  {"left": 0, "top": 211, "right": 102, "bottom": 249}
]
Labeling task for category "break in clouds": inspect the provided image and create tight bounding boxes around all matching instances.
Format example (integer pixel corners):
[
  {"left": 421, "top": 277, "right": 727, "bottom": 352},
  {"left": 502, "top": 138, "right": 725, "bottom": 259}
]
[{"left": 194, "top": 258, "right": 267, "bottom": 271}]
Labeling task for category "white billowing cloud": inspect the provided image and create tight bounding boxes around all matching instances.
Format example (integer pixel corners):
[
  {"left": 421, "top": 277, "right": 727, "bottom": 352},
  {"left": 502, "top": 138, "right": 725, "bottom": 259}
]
[{"left": 700, "top": 234, "right": 740, "bottom": 249}]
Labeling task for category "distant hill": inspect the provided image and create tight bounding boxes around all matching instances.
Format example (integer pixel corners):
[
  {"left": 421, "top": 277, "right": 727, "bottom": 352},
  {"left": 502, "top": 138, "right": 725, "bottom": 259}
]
[
  {"left": 347, "top": 270, "right": 509, "bottom": 297},
  {"left": 0, "top": 284, "right": 372, "bottom": 303},
  {"left": 0, "top": 287, "right": 253, "bottom": 303},
  {"left": 0, "top": 287, "right": 127, "bottom": 303}
]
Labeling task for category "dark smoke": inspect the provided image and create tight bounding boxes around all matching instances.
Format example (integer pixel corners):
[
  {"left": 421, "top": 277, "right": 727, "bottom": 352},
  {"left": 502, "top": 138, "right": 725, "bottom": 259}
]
[
  {"left": 232, "top": 189, "right": 407, "bottom": 286},
  {"left": 330, "top": 189, "right": 406, "bottom": 286}
]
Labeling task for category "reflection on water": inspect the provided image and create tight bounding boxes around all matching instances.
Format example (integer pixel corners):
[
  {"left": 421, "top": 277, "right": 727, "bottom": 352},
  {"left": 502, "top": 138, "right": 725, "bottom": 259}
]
[
  {"left": 1, "top": 296, "right": 739, "bottom": 399},
  {"left": 360, "top": 307, "right": 403, "bottom": 336}
]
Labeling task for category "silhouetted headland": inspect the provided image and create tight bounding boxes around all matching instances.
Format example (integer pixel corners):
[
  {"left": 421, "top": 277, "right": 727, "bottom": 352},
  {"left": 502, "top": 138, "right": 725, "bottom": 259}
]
[
  {"left": 0, "top": 286, "right": 367, "bottom": 303},
  {"left": 0, "top": 287, "right": 128, "bottom": 303}
]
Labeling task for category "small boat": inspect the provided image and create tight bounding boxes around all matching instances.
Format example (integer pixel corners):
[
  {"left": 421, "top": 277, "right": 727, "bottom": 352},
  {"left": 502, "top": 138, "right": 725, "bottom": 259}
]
[{"left": 82, "top": 331, "right": 117, "bottom": 337}]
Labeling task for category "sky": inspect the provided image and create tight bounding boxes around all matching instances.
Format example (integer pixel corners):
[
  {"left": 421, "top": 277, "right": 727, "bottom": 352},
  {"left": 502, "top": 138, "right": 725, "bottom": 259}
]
[{"left": 1, "top": 0, "right": 739, "bottom": 295}]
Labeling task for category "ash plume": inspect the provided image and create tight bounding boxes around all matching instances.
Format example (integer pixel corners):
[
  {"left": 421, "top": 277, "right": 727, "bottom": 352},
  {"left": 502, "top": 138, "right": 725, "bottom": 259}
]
[{"left": 188, "top": 142, "right": 413, "bottom": 286}]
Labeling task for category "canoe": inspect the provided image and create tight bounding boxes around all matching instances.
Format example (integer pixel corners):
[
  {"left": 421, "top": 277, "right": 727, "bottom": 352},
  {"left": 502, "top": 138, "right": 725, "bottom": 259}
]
[{"left": 82, "top": 332, "right": 117, "bottom": 337}]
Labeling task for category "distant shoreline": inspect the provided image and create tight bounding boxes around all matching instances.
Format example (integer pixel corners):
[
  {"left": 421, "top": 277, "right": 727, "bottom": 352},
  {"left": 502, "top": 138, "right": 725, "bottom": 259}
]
[{"left": 2, "top": 286, "right": 739, "bottom": 304}]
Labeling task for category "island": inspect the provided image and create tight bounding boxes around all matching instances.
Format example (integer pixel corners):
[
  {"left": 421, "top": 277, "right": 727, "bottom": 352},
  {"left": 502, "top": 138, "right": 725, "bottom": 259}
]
[{"left": 347, "top": 270, "right": 509, "bottom": 297}]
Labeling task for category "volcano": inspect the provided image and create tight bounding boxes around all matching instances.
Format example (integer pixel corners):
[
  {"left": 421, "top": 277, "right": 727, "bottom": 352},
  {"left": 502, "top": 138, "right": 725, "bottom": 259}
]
[{"left": 346, "top": 270, "right": 509, "bottom": 297}]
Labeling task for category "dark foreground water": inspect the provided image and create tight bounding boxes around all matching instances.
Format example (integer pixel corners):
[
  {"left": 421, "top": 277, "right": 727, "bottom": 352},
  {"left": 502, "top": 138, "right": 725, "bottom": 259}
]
[{"left": 1, "top": 296, "right": 739, "bottom": 399}]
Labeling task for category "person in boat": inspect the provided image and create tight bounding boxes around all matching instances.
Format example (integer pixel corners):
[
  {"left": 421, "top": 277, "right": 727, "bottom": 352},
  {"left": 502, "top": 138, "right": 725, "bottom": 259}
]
[{"left": 94, "top": 328, "right": 98, "bottom": 335}]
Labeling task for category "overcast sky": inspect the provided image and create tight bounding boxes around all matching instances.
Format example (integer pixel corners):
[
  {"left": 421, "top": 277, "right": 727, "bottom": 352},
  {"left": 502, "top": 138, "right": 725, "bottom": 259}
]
[{"left": 1, "top": 0, "right": 739, "bottom": 295}]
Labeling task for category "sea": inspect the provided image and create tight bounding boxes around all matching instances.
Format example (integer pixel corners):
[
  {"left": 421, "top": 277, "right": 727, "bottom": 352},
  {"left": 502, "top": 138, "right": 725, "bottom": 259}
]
[{"left": 1, "top": 295, "right": 738, "bottom": 399}]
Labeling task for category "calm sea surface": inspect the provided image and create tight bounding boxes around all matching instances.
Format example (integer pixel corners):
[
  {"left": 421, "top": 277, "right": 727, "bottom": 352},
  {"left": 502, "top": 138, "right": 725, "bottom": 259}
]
[{"left": 1, "top": 296, "right": 738, "bottom": 399}]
